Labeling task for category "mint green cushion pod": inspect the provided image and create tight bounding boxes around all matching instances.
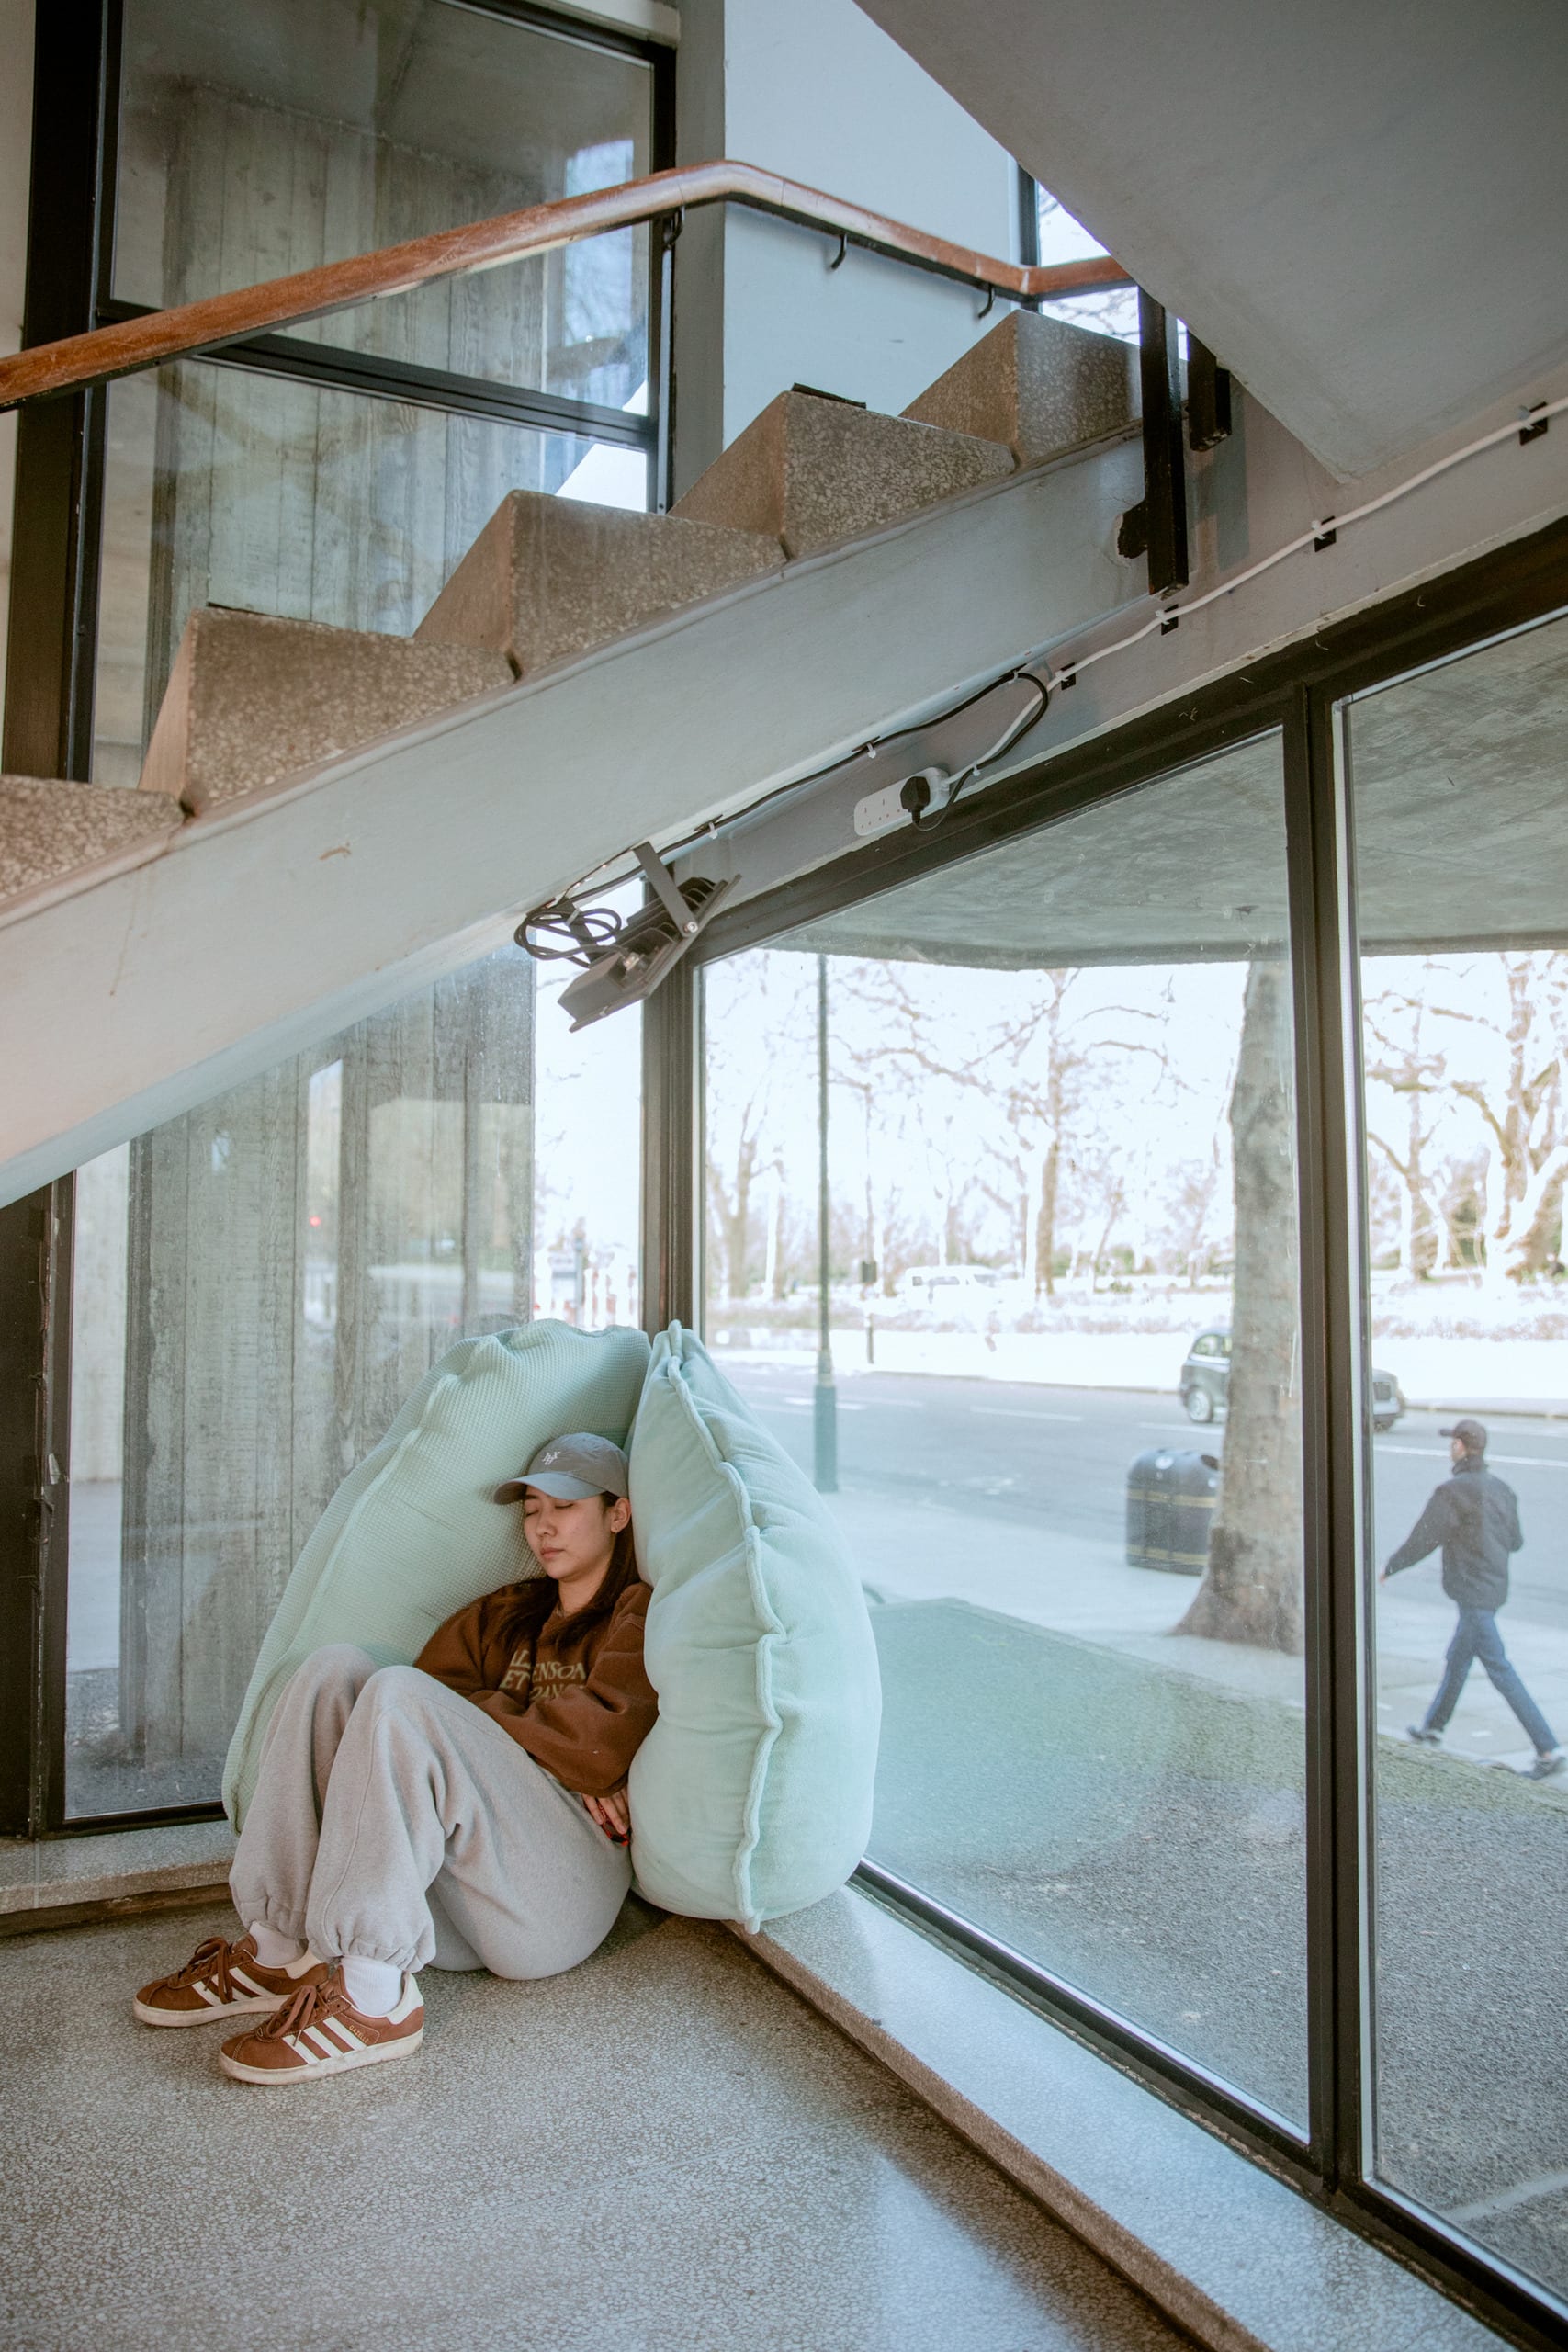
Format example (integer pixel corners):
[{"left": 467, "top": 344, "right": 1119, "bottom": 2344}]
[
  {"left": 626, "top": 1324, "right": 881, "bottom": 1929},
  {"left": 222, "top": 1321, "right": 650, "bottom": 1829}
]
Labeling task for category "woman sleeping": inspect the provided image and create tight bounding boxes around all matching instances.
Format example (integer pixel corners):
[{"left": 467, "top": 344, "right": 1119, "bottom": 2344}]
[{"left": 130, "top": 1432, "right": 655, "bottom": 2086}]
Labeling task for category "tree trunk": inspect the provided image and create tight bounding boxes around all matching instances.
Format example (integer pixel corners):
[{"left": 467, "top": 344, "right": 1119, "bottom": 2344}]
[
  {"left": 1499, "top": 1139, "right": 1568, "bottom": 1279},
  {"left": 763, "top": 1160, "right": 782, "bottom": 1300},
  {"left": 1036, "top": 1139, "right": 1060, "bottom": 1297},
  {"left": 1179, "top": 960, "right": 1303, "bottom": 1654},
  {"left": 728, "top": 1139, "right": 756, "bottom": 1301}
]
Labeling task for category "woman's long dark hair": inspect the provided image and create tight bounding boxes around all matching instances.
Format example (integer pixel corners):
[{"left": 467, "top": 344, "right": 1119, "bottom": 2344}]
[{"left": 497, "top": 1502, "right": 639, "bottom": 1649}]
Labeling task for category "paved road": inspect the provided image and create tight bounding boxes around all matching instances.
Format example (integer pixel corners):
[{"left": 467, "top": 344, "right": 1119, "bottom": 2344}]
[{"left": 723, "top": 1357, "right": 1568, "bottom": 1628}]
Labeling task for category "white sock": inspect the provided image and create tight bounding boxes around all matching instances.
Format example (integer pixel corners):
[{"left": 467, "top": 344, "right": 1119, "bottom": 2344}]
[
  {"left": 339, "top": 1954, "right": 404, "bottom": 2017},
  {"left": 248, "top": 1921, "right": 306, "bottom": 1969}
]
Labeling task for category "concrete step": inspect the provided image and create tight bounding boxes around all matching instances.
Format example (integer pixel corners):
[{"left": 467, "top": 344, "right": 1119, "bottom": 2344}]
[
  {"left": 1, "top": 775, "right": 185, "bottom": 905},
  {"left": 671, "top": 388, "right": 1014, "bottom": 559},
  {"left": 415, "top": 492, "right": 780, "bottom": 678},
  {"left": 903, "top": 309, "right": 1136, "bottom": 466},
  {"left": 140, "top": 607, "right": 514, "bottom": 816}
]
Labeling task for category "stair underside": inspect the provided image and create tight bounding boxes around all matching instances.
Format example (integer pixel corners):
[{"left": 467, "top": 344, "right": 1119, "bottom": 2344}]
[
  {"left": 0, "top": 429, "right": 1145, "bottom": 1204},
  {"left": 0, "top": 311, "right": 1142, "bottom": 1200}
]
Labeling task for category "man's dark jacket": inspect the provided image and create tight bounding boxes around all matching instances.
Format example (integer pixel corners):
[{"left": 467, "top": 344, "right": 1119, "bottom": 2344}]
[{"left": 1383, "top": 1453, "right": 1522, "bottom": 1611}]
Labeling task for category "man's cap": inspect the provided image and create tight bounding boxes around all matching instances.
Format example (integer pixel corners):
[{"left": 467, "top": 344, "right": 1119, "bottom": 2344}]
[
  {"left": 495, "top": 1432, "right": 629, "bottom": 1504},
  {"left": 1440, "top": 1417, "right": 1488, "bottom": 1453}
]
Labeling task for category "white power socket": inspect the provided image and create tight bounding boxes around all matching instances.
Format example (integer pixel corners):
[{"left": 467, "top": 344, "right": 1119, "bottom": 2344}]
[{"left": 853, "top": 765, "right": 952, "bottom": 839}]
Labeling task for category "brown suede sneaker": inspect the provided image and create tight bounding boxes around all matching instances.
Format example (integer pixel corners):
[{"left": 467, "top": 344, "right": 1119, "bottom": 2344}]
[
  {"left": 132, "top": 1932, "right": 324, "bottom": 2028},
  {"left": 219, "top": 1969, "right": 423, "bottom": 2085}
]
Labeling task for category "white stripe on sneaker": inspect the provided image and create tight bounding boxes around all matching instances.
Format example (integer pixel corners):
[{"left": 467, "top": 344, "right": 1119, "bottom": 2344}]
[
  {"left": 195, "top": 1981, "right": 223, "bottom": 2007},
  {"left": 229, "top": 1967, "right": 267, "bottom": 1997},
  {"left": 299, "top": 2029, "right": 336, "bottom": 2060},
  {"left": 327, "top": 2020, "right": 368, "bottom": 2050}
]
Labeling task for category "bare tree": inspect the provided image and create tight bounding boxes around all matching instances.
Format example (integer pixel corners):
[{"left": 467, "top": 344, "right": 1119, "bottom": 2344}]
[
  {"left": 1179, "top": 959, "right": 1303, "bottom": 1654},
  {"left": 1363, "top": 977, "right": 1450, "bottom": 1276},
  {"left": 705, "top": 1105, "right": 765, "bottom": 1304},
  {"left": 840, "top": 964, "right": 1170, "bottom": 1295},
  {"left": 703, "top": 952, "right": 816, "bottom": 1304},
  {"left": 1438, "top": 953, "right": 1568, "bottom": 1281}
]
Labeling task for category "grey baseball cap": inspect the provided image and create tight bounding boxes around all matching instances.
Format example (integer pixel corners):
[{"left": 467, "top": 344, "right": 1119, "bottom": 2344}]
[
  {"left": 1440, "top": 1417, "right": 1488, "bottom": 1453},
  {"left": 495, "top": 1432, "right": 629, "bottom": 1504}
]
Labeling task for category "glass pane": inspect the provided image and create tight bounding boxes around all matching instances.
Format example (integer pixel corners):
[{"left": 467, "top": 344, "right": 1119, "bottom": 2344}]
[
  {"left": 93, "top": 357, "right": 646, "bottom": 786},
  {"left": 115, "top": 0, "right": 653, "bottom": 407},
  {"left": 1349, "top": 611, "right": 1568, "bottom": 2298},
  {"left": 1034, "top": 185, "right": 1139, "bottom": 345},
  {"left": 533, "top": 881, "right": 643, "bottom": 1334},
  {"left": 702, "top": 735, "right": 1309, "bottom": 2126},
  {"left": 65, "top": 946, "right": 539, "bottom": 1818}
]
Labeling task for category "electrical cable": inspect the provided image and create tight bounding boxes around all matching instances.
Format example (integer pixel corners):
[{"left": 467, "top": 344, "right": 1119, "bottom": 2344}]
[
  {"left": 525, "top": 388, "right": 1568, "bottom": 920},
  {"left": 1040, "top": 392, "right": 1568, "bottom": 695}
]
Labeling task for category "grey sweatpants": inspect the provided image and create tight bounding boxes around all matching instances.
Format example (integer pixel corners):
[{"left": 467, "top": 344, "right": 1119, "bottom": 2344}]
[{"left": 230, "top": 1645, "right": 631, "bottom": 1978}]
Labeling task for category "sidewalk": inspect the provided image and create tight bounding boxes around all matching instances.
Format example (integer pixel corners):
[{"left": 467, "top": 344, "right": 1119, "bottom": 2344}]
[{"left": 825, "top": 1484, "right": 1568, "bottom": 1803}]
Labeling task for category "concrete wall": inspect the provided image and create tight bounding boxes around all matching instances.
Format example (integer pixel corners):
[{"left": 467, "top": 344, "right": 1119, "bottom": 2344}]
[
  {"left": 672, "top": 0, "right": 1021, "bottom": 493},
  {"left": 0, "top": 0, "right": 35, "bottom": 722}
]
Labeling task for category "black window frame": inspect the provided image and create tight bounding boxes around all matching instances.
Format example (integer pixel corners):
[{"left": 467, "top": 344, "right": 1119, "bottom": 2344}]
[
  {"left": 0, "top": 0, "right": 675, "bottom": 1840},
  {"left": 666, "top": 512, "right": 1568, "bottom": 2352}
]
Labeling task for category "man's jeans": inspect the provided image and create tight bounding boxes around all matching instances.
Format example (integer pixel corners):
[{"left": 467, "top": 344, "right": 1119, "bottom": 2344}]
[{"left": 1423, "top": 1606, "right": 1560, "bottom": 1755}]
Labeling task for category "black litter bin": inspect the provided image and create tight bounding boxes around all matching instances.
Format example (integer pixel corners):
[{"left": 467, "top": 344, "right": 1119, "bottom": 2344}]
[{"left": 1126, "top": 1447, "right": 1220, "bottom": 1573}]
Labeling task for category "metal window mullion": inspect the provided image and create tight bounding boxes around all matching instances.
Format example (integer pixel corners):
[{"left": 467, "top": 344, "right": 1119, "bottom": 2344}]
[
  {"left": 1285, "top": 683, "right": 1372, "bottom": 2191},
  {"left": 648, "top": 32, "right": 677, "bottom": 511},
  {"left": 639, "top": 961, "right": 699, "bottom": 1336},
  {"left": 89, "top": 306, "right": 658, "bottom": 449}
]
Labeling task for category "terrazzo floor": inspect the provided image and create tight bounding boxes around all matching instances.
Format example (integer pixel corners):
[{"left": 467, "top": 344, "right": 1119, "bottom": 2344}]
[{"left": 1, "top": 1897, "right": 1192, "bottom": 2352}]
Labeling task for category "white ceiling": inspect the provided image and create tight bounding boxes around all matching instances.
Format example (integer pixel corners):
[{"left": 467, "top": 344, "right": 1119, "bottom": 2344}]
[{"left": 853, "top": 0, "right": 1568, "bottom": 480}]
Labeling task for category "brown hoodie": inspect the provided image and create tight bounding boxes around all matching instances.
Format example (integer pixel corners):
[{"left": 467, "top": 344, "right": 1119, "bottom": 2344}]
[{"left": 414, "top": 1576, "right": 656, "bottom": 1798}]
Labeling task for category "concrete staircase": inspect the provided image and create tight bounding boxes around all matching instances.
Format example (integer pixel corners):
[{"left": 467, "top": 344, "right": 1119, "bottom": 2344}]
[{"left": 0, "top": 310, "right": 1139, "bottom": 1200}]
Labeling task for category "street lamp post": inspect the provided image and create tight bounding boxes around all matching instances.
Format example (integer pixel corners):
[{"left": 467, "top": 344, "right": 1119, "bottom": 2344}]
[{"left": 814, "top": 953, "right": 838, "bottom": 1493}]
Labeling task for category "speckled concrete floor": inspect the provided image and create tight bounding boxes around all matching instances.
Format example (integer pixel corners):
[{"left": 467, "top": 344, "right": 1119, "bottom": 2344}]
[{"left": 0, "top": 1898, "right": 1190, "bottom": 2352}]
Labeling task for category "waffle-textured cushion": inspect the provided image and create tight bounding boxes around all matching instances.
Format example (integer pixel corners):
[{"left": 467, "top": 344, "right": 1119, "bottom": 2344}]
[
  {"left": 627, "top": 1324, "right": 881, "bottom": 1928},
  {"left": 222, "top": 1321, "right": 650, "bottom": 1827}
]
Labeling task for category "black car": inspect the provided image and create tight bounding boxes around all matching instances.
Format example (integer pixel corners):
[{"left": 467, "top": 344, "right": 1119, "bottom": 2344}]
[{"left": 1179, "top": 1324, "right": 1404, "bottom": 1430}]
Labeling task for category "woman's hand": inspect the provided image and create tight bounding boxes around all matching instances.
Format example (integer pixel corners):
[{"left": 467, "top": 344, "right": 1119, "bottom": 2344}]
[{"left": 585, "top": 1787, "right": 631, "bottom": 1844}]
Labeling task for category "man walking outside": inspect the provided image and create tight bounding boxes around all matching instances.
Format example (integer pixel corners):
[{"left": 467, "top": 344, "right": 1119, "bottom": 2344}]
[{"left": 1381, "top": 1417, "right": 1564, "bottom": 1780}]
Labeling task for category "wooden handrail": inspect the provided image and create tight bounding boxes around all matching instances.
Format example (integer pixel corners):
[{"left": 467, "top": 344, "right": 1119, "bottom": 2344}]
[{"left": 0, "top": 159, "right": 1131, "bottom": 412}]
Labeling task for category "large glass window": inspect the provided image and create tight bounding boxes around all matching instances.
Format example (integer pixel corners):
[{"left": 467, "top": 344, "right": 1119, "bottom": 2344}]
[
  {"left": 64, "top": 929, "right": 645, "bottom": 1823},
  {"left": 55, "top": 3, "right": 654, "bottom": 1824},
  {"left": 1348, "top": 611, "right": 1568, "bottom": 2301},
  {"left": 114, "top": 0, "right": 655, "bottom": 412},
  {"left": 65, "top": 947, "right": 535, "bottom": 1819},
  {"left": 702, "top": 734, "right": 1311, "bottom": 2127}
]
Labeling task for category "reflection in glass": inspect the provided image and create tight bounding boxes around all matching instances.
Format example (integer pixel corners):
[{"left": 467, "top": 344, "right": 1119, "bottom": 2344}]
[
  {"left": 65, "top": 949, "right": 536, "bottom": 1818},
  {"left": 1350, "top": 610, "right": 1568, "bottom": 2298},
  {"left": 115, "top": 0, "right": 653, "bottom": 406},
  {"left": 702, "top": 734, "right": 1309, "bottom": 2123}
]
